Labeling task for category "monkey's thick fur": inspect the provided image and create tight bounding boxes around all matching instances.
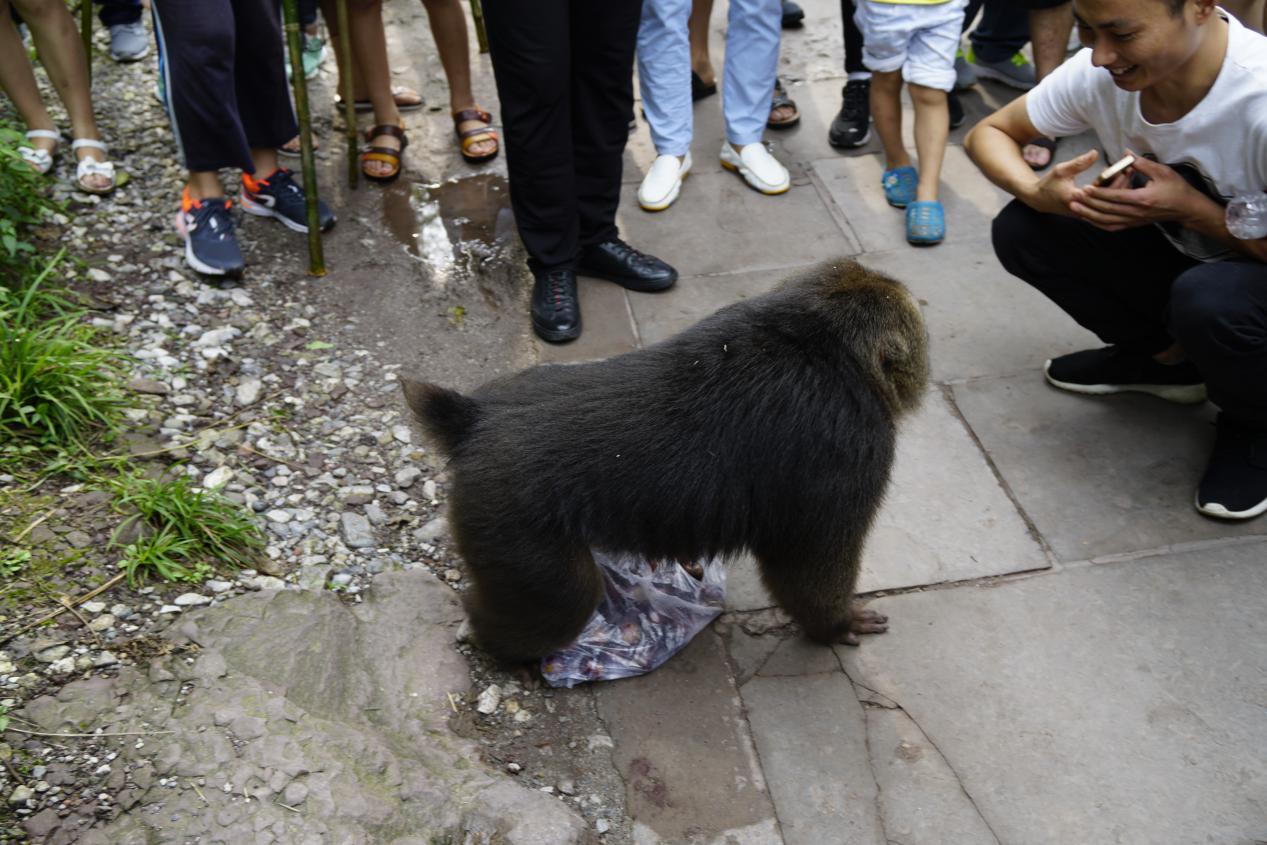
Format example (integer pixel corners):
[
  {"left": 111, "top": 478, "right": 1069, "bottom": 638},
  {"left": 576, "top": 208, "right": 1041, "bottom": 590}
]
[{"left": 402, "top": 260, "right": 929, "bottom": 664}]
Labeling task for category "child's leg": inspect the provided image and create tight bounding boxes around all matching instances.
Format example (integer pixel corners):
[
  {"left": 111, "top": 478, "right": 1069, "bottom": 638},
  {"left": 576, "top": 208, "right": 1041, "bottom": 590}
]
[
  {"left": 869, "top": 70, "right": 908, "bottom": 170},
  {"left": 909, "top": 83, "right": 948, "bottom": 201}
]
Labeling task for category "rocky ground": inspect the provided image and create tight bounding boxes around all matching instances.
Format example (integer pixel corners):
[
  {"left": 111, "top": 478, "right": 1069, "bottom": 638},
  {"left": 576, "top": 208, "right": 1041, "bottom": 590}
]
[{"left": 1, "top": 7, "right": 629, "bottom": 842}]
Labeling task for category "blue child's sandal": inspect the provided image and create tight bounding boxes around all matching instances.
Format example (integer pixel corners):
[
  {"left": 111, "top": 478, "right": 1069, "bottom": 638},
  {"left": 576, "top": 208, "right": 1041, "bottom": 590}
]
[
  {"left": 906, "top": 200, "right": 945, "bottom": 245},
  {"left": 881, "top": 165, "right": 918, "bottom": 208}
]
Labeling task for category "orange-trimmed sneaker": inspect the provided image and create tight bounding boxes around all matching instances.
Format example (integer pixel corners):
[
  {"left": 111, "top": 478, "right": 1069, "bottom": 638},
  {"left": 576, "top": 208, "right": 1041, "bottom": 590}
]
[
  {"left": 175, "top": 187, "right": 244, "bottom": 278},
  {"left": 240, "top": 168, "right": 335, "bottom": 234}
]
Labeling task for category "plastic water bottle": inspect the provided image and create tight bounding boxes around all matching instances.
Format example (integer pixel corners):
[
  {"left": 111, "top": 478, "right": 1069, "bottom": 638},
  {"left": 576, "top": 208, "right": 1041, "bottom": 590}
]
[{"left": 1225, "top": 191, "right": 1267, "bottom": 240}]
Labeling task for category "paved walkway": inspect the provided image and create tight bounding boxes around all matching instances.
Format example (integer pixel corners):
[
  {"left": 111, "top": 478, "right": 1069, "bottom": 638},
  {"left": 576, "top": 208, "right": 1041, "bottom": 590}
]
[{"left": 521, "top": 1, "right": 1267, "bottom": 842}]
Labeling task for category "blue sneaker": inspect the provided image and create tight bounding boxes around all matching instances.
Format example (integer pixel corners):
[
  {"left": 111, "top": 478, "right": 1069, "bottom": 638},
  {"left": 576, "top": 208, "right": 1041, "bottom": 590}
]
[
  {"left": 881, "top": 165, "right": 918, "bottom": 208},
  {"left": 240, "top": 168, "right": 336, "bottom": 233},
  {"left": 175, "top": 187, "right": 245, "bottom": 278},
  {"left": 906, "top": 200, "right": 945, "bottom": 245}
]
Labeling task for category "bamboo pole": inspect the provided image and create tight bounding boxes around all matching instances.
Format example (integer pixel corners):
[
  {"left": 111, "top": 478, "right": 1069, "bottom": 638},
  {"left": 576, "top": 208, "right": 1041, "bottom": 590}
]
[
  {"left": 80, "top": 0, "right": 92, "bottom": 85},
  {"left": 281, "top": 0, "right": 326, "bottom": 276},
  {"left": 335, "top": 0, "right": 358, "bottom": 189},
  {"left": 469, "top": 0, "right": 489, "bottom": 54}
]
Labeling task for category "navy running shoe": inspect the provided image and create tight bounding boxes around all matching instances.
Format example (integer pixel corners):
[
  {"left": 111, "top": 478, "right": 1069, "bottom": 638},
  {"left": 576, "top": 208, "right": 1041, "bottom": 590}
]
[
  {"left": 240, "top": 168, "right": 336, "bottom": 233},
  {"left": 175, "top": 187, "right": 245, "bottom": 278}
]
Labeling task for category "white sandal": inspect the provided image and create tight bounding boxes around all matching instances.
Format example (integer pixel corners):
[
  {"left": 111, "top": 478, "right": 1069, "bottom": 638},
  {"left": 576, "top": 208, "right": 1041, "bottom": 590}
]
[
  {"left": 18, "top": 129, "right": 59, "bottom": 175},
  {"left": 71, "top": 138, "right": 117, "bottom": 195}
]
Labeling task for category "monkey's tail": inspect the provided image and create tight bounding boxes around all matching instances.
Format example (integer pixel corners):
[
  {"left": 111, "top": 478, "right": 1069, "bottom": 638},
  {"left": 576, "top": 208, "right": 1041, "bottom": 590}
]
[{"left": 401, "top": 378, "right": 480, "bottom": 456}]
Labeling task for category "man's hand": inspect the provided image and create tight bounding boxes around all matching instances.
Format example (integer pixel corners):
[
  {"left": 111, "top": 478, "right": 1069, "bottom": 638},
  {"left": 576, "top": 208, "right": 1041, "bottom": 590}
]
[
  {"left": 1069, "top": 150, "right": 1204, "bottom": 232},
  {"left": 1022, "top": 149, "right": 1101, "bottom": 216}
]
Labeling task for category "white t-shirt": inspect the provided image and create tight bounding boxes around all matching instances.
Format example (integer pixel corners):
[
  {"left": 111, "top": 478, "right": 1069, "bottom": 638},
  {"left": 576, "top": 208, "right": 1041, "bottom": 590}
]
[{"left": 1026, "top": 12, "right": 1267, "bottom": 261}]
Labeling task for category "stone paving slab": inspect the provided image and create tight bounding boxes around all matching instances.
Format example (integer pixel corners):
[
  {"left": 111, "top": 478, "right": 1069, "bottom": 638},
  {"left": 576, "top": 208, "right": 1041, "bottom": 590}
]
[
  {"left": 856, "top": 241, "right": 1099, "bottom": 383},
  {"left": 953, "top": 374, "right": 1267, "bottom": 561},
  {"left": 615, "top": 173, "right": 853, "bottom": 279},
  {"left": 593, "top": 631, "right": 782, "bottom": 845},
  {"left": 839, "top": 544, "right": 1267, "bottom": 845},
  {"left": 629, "top": 268, "right": 788, "bottom": 347},
  {"left": 742, "top": 672, "right": 884, "bottom": 845},
  {"left": 725, "top": 387, "right": 1049, "bottom": 610}
]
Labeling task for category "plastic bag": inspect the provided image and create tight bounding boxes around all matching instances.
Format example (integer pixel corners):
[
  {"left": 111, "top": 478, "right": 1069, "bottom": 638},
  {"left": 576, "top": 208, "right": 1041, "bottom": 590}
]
[{"left": 541, "top": 551, "right": 726, "bottom": 688}]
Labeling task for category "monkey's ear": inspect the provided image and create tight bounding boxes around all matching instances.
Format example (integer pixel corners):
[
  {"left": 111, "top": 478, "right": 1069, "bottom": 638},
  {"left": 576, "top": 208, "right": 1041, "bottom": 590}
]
[{"left": 400, "top": 378, "right": 480, "bottom": 455}]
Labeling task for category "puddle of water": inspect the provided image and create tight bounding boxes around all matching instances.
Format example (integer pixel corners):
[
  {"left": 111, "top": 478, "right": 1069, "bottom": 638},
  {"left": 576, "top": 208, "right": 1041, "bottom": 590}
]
[{"left": 381, "top": 174, "right": 517, "bottom": 307}]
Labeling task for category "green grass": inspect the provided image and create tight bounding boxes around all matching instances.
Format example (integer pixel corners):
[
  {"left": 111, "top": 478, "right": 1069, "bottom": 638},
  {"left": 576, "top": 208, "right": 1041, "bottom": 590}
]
[
  {"left": 0, "top": 124, "right": 59, "bottom": 289},
  {"left": 108, "top": 472, "right": 265, "bottom": 585}
]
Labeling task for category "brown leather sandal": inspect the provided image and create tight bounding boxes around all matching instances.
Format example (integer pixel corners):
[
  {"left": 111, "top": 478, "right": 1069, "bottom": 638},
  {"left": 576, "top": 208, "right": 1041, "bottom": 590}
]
[
  {"left": 454, "top": 108, "right": 499, "bottom": 164},
  {"left": 361, "top": 124, "right": 408, "bottom": 183}
]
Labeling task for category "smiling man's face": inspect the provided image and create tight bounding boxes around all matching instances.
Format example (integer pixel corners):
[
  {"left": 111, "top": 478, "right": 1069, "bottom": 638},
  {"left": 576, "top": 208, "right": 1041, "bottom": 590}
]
[{"left": 1073, "top": 0, "right": 1211, "bottom": 92}]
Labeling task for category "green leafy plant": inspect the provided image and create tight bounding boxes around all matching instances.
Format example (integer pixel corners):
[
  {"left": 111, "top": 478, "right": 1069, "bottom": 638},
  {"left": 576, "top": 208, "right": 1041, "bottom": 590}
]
[
  {"left": 0, "top": 123, "right": 59, "bottom": 289},
  {"left": 0, "top": 256, "right": 127, "bottom": 449},
  {"left": 0, "top": 548, "right": 31, "bottom": 577},
  {"left": 108, "top": 472, "right": 264, "bottom": 585}
]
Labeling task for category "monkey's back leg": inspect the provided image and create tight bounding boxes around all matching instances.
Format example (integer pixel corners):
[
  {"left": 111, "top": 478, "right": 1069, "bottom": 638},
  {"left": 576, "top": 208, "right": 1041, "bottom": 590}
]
[{"left": 452, "top": 519, "right": 604, "bottom": 665}]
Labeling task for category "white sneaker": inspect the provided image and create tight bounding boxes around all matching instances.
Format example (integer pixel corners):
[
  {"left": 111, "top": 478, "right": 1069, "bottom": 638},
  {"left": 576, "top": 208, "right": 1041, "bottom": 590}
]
[
  {"left": 720, "top": 142, "right": 789, "bottom": 195},
  {"left": 638, "top": 152, "right": 692, "bottom": 211}
]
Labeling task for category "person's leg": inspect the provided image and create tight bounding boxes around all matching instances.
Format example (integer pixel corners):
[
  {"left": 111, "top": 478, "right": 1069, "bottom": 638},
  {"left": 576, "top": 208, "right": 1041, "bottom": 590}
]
[
  {"left": 0, "top": 12, "right": 58, "bottom": 162},
  {"left": 418, "top": 0, "right": 495, "bottom": 159},
  {"left": 10, "top": 0, "right": 110, "bottom": 187},
  {"left": 321, "top": 0, "right": 401, "bottom": 178},
  {"left": 992, "top": 200, "right": 1199, "bottom": 353},
  {"left": 637, "top": 0, "right": 693, "bottom": 158},
  {"left": 721, "top": 0, "right": 780, "bottom": 148},
  {"left": 870, "top": 70, "right": 906, "bottom": 169},
  {"left": 229, "top": 0, "right": 299, "bottom": 165},
  {"left": 1028, "top": 0, "right": 1072, "bottom": 80},
  {"left": 842, "top": 0, "right": 867, "bottom": 76},
  {"left": 481, "top": 0, "right": 575, "bottom": 272},
  {"left": 570, "top": 0, "right": 643, "bottom": 247},
  {"left": 968, "top": 0, "right": 1028, "bottom": 64},
  {"left": 908, "top": 84, "right": 947, "bottom": 202},
  {"left": 829, "top": 0, "right": 872, "bottom": 148},
  {"left": 689, "top": 0, "right": 715, "bottom": 87},
  {"left": 903, "top": 3, "right": 960, "bottom": 203}
]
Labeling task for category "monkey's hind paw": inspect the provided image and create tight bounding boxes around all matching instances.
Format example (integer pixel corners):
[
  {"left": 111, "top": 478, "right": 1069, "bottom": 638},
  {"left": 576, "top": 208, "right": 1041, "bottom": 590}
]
[{"left": 839, "top": 606, "right": 889, "bottom": 646}]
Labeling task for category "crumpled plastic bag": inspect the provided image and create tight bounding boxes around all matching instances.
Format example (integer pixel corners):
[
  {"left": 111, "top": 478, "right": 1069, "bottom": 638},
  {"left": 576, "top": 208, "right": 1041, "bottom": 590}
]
[{"left": 541, "top": 551, "right": 726, "bottom": 688}]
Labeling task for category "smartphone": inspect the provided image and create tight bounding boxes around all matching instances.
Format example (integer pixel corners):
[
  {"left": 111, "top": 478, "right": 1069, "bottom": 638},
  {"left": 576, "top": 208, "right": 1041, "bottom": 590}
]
[{"left": 1095, "top": 154, "right": 1135, "bottom": 186}]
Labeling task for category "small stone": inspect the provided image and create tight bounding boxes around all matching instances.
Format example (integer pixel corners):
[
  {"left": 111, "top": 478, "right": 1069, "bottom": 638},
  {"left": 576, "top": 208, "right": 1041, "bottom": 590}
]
[
  {"left": 414, "top": 516, "right": 448, "bottom": 542},
  {"left": 127, "top": 378, "right": 170, "bottom": 395},
  {"left": 266, "top": 509, "right": 292, "bottom": 524},
  {"left": 596, "top": 819, "right": 610, "bottom": 834},
  {"left": 34, "top": 645, "right": 69, "bottom": 663},
  {"left": 246, "top": 576, "right": 286, "bottom": 591},
  {"left": 340, "top": 486, "right": 375, "bottom": 506},
  {"left": 455, "top": 619, "right": 473, "bottom": 644},
  {"left": 391, "top": 425, "right": 412, "bottom": 444},
  {"left": 330, "top": 573, "right": 353, "bottom": 587},
  {"left": 394, "top": 467, "right": 421, "bottom": 489},
  {"left": 476, "top": 684, "right": 501, "bottom": 715},
  {"left": 558, "top": 779, "right": 576, "bottom": 795},
  {"left": 506, "top": 762, "right": 521, "bottom": 774},
  {"left": 340, "top": 513, "right": 374, "bottom": 549},
  {"left": 65, "top": 530, "right": 93, "bottom": 549},
  {"left": 87, "top": 614, "right": 115, "bottom": 632},
  {"left": 194, "top": 327, "right": 240, "bottom": 348},
  {"left": 513, "top": 710, "right": 532, "bottom": 723},
  {"left": 86, "top": 267, "right": 111, "bottom": 283},
  {"left": 92, "top": 652, "right": 119, "bottom": 668},
  {"left": 157, "top": 605, "right": 183, "bottom": 614},
  {"left": 205, "top": 580, "right": 233, "bottom": 593},
  {"left": 364, "top": 503, "right": 387, "bottom": 526},
  {"left": 422, "top": 479, "right": 437, "bottom": 501},
  {"left": 0, "top": 657, "right": 13, "bottom": 674},
  {"left": 236, "top": 378, "right": 262, "bottom": 406},
  {"left": 444, "top": 569, "right": 461, "bottom": 583},
  {"left": 48, "top": 656, "right": 76, "bottom": 675},
  {"left": 504, "top": 699, "right": 520, "bottom": 714},
  {"left": 8, "top": 785, "right": 33, "bottom": 806},
  {"left": 202, "top": 466, "right": 234, "bottom": 490},
  {"left": 174, "top": 593, "right": 212, "bottom": 607},
  {"left": 282, "top": 781, "right": 308, "bottom": 805},
  {"left": 81, "top": 601, "right": 106, "bottom": 614}
]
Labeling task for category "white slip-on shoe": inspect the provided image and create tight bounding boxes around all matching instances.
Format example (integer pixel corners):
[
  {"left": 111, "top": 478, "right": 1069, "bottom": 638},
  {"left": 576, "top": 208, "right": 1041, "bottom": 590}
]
[
  {"left": 720, "top": 142, "right": 790, "bottom": 195},
  {"left": 638, "top": 152, "right": 692, "bottom": 211}
]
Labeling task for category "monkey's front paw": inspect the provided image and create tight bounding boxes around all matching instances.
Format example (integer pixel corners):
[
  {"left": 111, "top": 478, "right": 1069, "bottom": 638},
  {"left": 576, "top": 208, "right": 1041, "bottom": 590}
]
[{"left": 838, "top": 605, "right": 889, "bottom": 646}]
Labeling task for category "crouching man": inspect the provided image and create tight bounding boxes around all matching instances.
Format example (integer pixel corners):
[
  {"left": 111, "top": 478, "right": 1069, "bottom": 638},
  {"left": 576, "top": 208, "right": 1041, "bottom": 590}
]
[{"left": 965, "top": 0, "right": 1267, "bottom": 519}]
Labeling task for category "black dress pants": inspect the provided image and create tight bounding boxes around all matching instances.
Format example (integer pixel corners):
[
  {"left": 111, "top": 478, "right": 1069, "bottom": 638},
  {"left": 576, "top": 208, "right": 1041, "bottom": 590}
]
[
  {"left": 481, "top": 0, "right": 642, "bottom": 273},
  {"left": 993, "top": 199, "right": 1267, "bottom": 428},
  {"left": 151, "top": 0, "right": 297, "bottom": 174}
]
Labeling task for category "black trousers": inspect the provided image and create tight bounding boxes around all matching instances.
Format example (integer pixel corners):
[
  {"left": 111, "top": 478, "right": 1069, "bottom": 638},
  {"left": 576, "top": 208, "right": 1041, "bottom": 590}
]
[
  {"left": 993, "top": 200, "right": 1267, "bottom": 428},
  {"left": 481, "top": 0, "right": 642, "bottom": 273},
  {"left": 840, "top": 0, "right": 865, "bottom": 76},
  {"left": 151, "top": 0, "right": 297, "bottom": 174}
]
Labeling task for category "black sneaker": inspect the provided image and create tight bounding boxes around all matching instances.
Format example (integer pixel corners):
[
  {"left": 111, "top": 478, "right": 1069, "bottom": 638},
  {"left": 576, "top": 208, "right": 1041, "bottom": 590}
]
[
  {"left": 240, "top": 167, "right": 336, "bottom": 233},
  {"left": 828, "top": 79, "right": 870, "bottom": 149},
  {"left": 1196, "top": 418, "right": 1267, "bottom": 520},
  {"left": 531, "top": 269, "right": 581, "bottom": 343},
  {"left": 948, "top": 91, "right": 965, "bottom": 130},
  {"left": 175, "top": 187, "right": 244, "bottom": 279},
  {"left": 1044, "top": 346, "right": 1207, "bottom": 404}
]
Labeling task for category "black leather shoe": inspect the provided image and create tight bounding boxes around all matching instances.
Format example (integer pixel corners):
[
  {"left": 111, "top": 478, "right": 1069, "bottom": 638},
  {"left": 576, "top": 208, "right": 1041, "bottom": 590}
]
[
  {"left": 530, "top": 269, "right": 581, "bottom": 343},
  {"left": 948, "top": 90, "right": 965, "bottom": 130},
  {"left": 577, "top": 239, "right": 677, "bottom": 292}
]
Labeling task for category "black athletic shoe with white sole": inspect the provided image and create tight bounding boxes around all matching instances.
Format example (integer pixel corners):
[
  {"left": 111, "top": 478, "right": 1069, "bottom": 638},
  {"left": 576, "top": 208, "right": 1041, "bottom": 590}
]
[
  {"left": 240, "top": 167, "right": 336, "bottom": 233},
  {"left": 828, "top": 79, "right": 871, "bottom": 149},
  {"left": 175, "top": 188, "right": 244, "bottom": 279},
  {"left": 1196, "top": 418, "right": 1267, "bottom": 520},
  {"left": 1044, "top": 345, "right": 1207, "bottom": 404}
]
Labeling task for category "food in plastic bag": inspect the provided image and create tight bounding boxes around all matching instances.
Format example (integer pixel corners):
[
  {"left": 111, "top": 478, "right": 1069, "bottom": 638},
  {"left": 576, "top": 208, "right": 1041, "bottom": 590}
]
[{"left": 541, "top": 550, "right": 726, "bottom": 688}]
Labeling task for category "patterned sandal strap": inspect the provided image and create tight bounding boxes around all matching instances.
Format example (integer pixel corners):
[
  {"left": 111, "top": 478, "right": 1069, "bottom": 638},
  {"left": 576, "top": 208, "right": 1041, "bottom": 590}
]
[
  {"left": 364, "top": 123, "right": 407, "bottom": 144},
  {"left": 453, "top": 108, "right": 492, "bottom": 126}
]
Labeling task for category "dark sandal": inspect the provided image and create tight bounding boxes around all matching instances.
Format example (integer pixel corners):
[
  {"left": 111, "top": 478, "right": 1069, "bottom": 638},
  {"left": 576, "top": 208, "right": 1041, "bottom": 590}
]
[
  {"left": 454, "top": 107, "right": 499, "bottom": 164},
  {"left": 361, "top": 123, "right": 407, "bottom": 183},
  {"left": 691, "top": 70, "right": 717, "bottom": 102},
  {"left": 1025, "top": 135, "right": 1058, "bottom": 171},
  {"left": 768, "top": 78, "right": 800, "bottom": 129}
]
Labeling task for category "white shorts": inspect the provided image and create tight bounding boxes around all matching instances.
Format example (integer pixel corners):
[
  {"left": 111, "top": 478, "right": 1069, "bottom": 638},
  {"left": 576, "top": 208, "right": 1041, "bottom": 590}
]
[{"left": 854, "top": 1, "right": 967, "bottom": 92}]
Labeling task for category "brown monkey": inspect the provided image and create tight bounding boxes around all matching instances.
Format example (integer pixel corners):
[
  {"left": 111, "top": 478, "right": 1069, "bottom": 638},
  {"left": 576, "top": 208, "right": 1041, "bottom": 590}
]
[{"left": 402, "top": 259, "right": 928, "bottom": 665}]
